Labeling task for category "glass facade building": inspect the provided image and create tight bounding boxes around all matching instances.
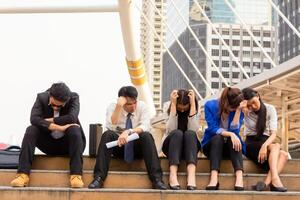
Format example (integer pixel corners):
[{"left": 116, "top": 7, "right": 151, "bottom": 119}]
[
  {"left": 277, "top": 0, "right": 300, "bottom": 64},
  {"left": 162, "top": 0, "right": 276, "bottom": 103}
]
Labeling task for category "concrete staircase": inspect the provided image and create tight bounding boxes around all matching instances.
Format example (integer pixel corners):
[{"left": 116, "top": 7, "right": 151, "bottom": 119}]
[{"left": 1, "top": 155, "right": 300, "bottom": 200}]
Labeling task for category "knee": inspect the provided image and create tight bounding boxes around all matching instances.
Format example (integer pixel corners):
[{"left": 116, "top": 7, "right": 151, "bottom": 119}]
[
  {"left": 184, "top": 130, "right": 197, "bottom": 139},
  {"left": 139, "top": 131, "right": 154, "bottom": 141},
  {"left": 171, "top": 129, "right": 184, "bottom": 139},
  {"left": 210, "top": 134, "right": 223, "bottom": 146},
  {"left": 280, "top": 150, "right": 289, "bottom": 160},
  {"left": 101, "top": 130, "right": 115, "bottom": 141},
  {"left": 24, "top": 125, "right": 40, "bottom": 139},
  {"left": 66, "top": 126, "right": 82, "bottom": 139},
  {"left": 269, "top": 143, "right": 280, "bottom": 151}
]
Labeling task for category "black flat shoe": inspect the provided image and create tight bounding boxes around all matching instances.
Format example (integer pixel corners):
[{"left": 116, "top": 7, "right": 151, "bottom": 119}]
[
  {"left": 88, "top": 176, "right": 104, "bottom": 189},
  {"left": 270, "top": 183, "right": 287, "bottom": 192},
  {"left": 187, "top": 185, "right": 197, "bottom": 190},
  {"left": 251, "top": 181, "right": 267, "bottom": 191},
  {"left": 234, "top": 186, "right": 244, "bottom": 191},
  {"left": 168, "top": 183, "right": 180, "bottom": 190},
  {"left": 206, "top": 182, "right": 219, "bottom": 190}
]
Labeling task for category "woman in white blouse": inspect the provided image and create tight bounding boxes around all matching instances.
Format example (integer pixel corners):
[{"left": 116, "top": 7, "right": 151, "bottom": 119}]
[
  {"left": 242, "top": 87, "right": 288, "bottom": 192},
  {"left": 161, "top": 89, "right": 201, "bottom": 190}
]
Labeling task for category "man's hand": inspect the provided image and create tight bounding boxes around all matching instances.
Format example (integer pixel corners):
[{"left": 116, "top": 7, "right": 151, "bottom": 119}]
[
  {"left": 59, "top": 123, "right": 80, "bottom": 132},
  {"left": 170, "top": 90, "right": 178, "bottom": 105},
  {"left": 117, "top": 96, "right": 127, "bottom": 107},
  {"left": 117, "top": 130, "right": 129, "bottom": 147},
  {"left": 45, "top": 118, "right": 54, "bottom": 123}
]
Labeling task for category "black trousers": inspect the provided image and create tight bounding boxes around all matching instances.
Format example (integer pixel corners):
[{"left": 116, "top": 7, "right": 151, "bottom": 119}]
[
  {"left": 18, "top": 125, "right": 84, "bottom": 175},
  {"left": 162, "top": 129, "right": 200, "bottom": 166},
  {"left": 93, "top": 130, "right": 163, "bottom": 182},
  {"left": 245, "top": 135, "right": 270, "bottom": 171},
  {"left": 202, "top": 134, "right": 243, "bottom": 172}
]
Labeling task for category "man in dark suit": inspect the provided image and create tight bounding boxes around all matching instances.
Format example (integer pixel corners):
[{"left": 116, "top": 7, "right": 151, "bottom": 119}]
[{"left": 11, "top": 82, "right": 86, "bottom": 188}]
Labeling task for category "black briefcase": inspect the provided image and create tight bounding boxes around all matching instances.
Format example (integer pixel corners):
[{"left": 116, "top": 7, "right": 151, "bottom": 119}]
[
  {"left": 0, "top": 145, "right": 20, "bottom": 169},
  {"left": 89, "top": 123, "right": 103, "bottom": 157}
]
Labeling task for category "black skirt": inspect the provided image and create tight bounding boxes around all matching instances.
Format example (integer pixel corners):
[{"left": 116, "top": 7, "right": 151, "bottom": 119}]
[{"left": 245, "top": 135, "right": 270, "bottom": 172}]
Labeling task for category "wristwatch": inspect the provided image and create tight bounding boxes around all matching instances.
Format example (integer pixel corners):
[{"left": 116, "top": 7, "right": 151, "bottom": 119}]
[{"left": 127, "top": 129, "right": 133, "bottom": 135}]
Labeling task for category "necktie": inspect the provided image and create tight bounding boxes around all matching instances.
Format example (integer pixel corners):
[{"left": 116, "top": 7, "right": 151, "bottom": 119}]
[{"left": 124, "top": 113, "right": 134, "bottom": 163}]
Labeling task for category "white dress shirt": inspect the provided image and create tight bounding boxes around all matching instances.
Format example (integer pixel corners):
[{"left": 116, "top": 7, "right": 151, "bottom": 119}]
[
  {"left": 105, "top": 100, "right": 150, "bottom": 134},
  {"left": 244, "top": 103, "right": 278, "bottom": 136},
  {"left": 51, "top": 110, "right": 64, "bottom": 139}
]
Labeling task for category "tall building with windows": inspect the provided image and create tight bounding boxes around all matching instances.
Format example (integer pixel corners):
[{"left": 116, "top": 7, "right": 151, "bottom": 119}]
[
  {"left": 140, "top": 0, "right": 166, "bottom": 110},
  {"left": 210, "top": 0, "right": 235, "bottom": 23},
  {"left": 162, "top": 0, "right": 277, "bottom": 103},
  {"left": 277, "top": 0, "right": 300, "bottom": 64},
  {"left": 206, "top": 24, "right": 276, "bottom": 95},
  {"left": 162, "top": 23, "right": 276, "bottom": 102},
  {"left": 165, "top": 0, "right": 189, "bottom": 47},
  {"left": 235, "top": 0, "right": 272, "bottom": 25},
  {"left": 189, "top": 0, "right": 272, "bottom": 25},
  {"left": 189, "top": 0, "right": 235, "bottom": 25}
]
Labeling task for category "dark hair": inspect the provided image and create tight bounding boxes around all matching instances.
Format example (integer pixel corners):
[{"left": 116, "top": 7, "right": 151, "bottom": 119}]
[
  {"left": 118, "top": 86, "right": 138, "bottom": 99},
  {"left": 219, "top": 87, "right": 243, "bottom": 117},
  {"left": 242, "top": 87, "right": 266, "bottom": 136},
  {"left": 168, "top": 89, "right": 199, "bottom": 132},
  {"left": 49, "top": 82, "right": 71, "bottom": 102},
  {"left": 167, "top": 89, "right": 199, "bottom": 115}
]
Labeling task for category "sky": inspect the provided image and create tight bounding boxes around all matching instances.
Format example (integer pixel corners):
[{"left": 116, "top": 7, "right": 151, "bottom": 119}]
[{"left": 0, "top": 2, "right": 142, "bottom": 154}]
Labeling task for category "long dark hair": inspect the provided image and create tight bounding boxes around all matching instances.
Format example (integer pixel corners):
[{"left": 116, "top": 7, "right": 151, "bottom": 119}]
[
  {"left": 167, "top": 90, "right": 198, "bottom": 132},
  {"left": 219, "top": 87, "right": 243, "bottom": 118},
  {"left": 167, "top": 89, "right": 199, "bottom": 115},
  {"left": 242, "top": 87, "right": 266, "bottom": 136}
]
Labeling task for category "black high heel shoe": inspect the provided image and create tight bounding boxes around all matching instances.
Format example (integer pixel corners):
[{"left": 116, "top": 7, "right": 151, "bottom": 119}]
[
  {"left": 168, "top": 183, "right": 180, "bottom": 190},
  {"left": 206, "top": 182, "right": 219, "bottom": 190},
  {"left": 270, "top": 183, "right": 287, "bottom": 192},
  {"left": 187, "top": 185, "right": 197, "bottom": 190},
  {"left": 234, "top": 186, "right": 244, "bottom": 191}
]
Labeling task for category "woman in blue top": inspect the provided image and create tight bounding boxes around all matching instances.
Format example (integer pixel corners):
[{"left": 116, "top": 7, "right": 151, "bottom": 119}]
[{"left": 202, "top": 87, "right": 245, "bottom": 191}]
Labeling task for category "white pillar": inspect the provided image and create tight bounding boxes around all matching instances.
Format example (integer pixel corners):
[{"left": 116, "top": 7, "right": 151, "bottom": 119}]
[{"left": 118, "top": 0, "right": 156, "bottom": 117}]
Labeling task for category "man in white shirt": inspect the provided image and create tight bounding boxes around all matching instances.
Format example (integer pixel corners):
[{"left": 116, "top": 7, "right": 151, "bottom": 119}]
[{"left": 88, "top": 86, "right": 166, "bottom": 190}]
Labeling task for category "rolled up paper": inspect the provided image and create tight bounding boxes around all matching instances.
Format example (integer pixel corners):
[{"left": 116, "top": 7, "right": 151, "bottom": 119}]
[{"left": 106, "top": 133, "right": 139, "bottom": 149}]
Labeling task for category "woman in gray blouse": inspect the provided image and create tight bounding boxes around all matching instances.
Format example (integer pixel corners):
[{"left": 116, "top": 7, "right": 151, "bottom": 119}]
[
  {"left": 242, "top": 88, "right": 288, "bottom": 192},
  {"left": 161, "top": 89, "right": 201, "bottom": 190}
]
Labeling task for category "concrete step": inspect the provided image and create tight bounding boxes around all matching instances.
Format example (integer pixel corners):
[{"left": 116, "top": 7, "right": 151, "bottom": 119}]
[
  {"left": 0, "top": 186, "right": 300, "bottom": 200},
  {"left": 31, "top": 155, "right": 300, "bottom": 174},
  {"left": 2, "top": 170, "right": 300, "bottom": 191}
]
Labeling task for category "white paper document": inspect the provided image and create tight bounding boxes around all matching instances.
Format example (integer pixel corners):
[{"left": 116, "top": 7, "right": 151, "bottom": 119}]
[{"left": 106, "top": 133, "right": 139, "bottom": 149}]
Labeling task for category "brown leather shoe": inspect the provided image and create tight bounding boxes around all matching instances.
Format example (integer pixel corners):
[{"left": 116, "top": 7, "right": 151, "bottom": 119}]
[
  {"left": 11, "top": 173, "right": 29, "bottom": 187},
  {"left": 70, "top": 175, "right": 84, "bottom": 188}
]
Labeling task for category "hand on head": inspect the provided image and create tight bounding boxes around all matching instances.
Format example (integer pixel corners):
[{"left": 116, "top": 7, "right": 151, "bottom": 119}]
[
  {"left": 239, "top": 100, "right": 249, "bottom": 114},
  {"left": 117, "top": 96, "right": 127, "bottom": 107},
  {"left": 239, "top": 100, "right": 248, "bottom": 109},
  {"left": 170, "top": 90, "right": 179, "bottom": 104},
  {"left": 188, "top": 89, "right": 195, "bottom": 101}
]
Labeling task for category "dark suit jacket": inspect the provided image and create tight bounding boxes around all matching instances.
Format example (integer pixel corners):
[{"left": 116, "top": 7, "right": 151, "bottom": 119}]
[{"left": 30, "top": 91, "right": 86, "bottom": 150}]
